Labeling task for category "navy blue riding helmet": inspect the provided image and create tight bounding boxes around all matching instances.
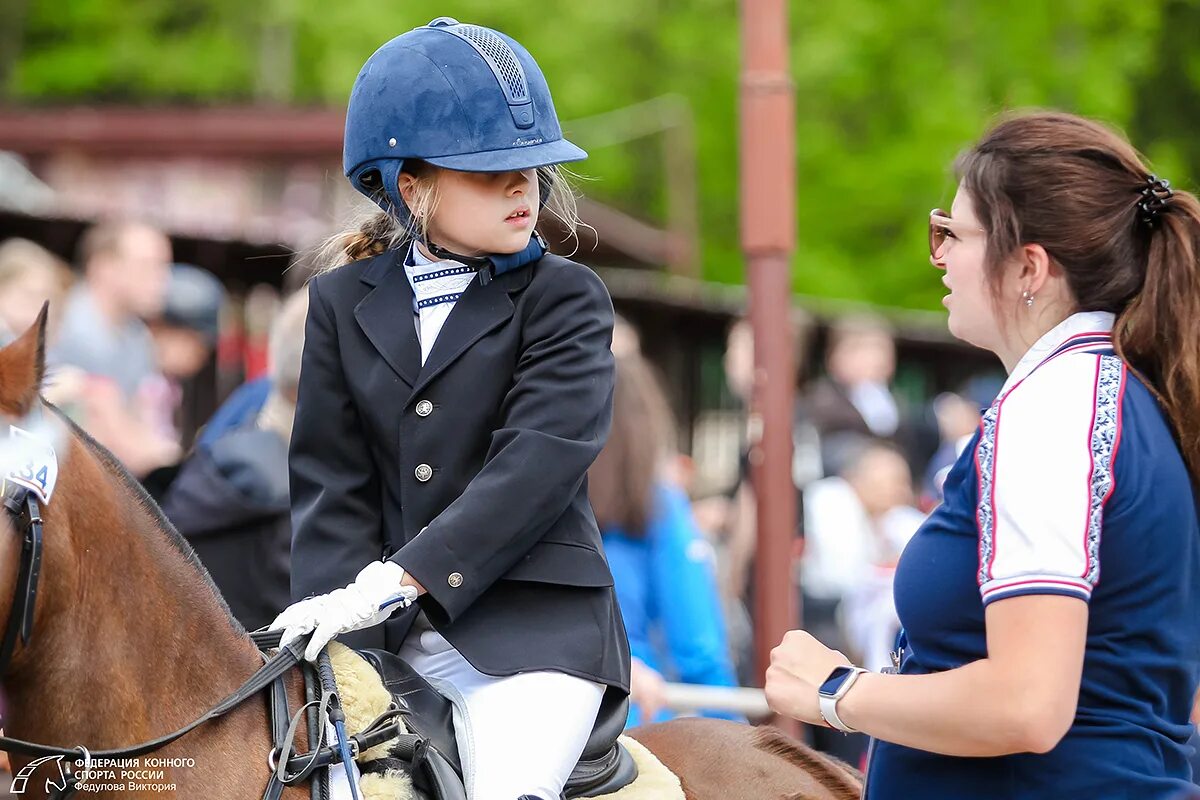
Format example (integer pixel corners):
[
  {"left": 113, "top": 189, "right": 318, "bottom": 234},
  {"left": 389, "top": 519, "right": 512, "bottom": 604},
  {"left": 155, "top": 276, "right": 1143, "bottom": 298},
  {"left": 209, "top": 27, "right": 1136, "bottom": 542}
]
[{"left": 342, "top": 17, "right": 587, "bottom": 272}]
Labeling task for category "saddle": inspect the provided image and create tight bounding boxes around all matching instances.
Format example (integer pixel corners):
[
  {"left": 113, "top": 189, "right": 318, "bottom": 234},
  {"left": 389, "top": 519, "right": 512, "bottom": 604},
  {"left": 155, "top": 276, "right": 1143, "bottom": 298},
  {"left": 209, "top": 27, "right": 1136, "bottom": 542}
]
[{"left": 356, "top": 649, "right": 638, "bottom": 800}]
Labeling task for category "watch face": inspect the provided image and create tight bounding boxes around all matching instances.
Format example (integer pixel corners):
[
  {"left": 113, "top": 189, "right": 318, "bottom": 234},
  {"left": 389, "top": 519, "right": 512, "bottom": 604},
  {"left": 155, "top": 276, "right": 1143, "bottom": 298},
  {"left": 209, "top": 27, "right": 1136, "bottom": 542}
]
[{"left": 819, "top": 665, "right": 855, "bottom": 697}]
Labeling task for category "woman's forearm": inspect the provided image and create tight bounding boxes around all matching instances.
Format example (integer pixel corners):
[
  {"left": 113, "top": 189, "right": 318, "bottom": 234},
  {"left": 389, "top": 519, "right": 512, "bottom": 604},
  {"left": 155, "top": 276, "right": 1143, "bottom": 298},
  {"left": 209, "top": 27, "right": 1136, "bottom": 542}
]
[{"left": 838, "top": 660, "right": 1064, "bottom": 757}]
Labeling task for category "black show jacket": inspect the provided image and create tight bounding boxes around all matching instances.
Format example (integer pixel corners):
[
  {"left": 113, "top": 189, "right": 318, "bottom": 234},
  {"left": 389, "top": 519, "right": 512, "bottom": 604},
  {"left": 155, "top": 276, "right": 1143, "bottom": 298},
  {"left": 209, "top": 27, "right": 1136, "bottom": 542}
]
[{"left": 289, "top": 248, "right": 630, "bottom": 692}]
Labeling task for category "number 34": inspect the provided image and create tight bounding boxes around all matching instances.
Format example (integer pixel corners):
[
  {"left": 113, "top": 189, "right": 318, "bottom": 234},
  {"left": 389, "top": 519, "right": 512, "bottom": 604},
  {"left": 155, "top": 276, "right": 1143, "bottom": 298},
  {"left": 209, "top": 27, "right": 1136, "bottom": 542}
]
[{"left": 12, "top": 461, "right": 48, "bottom": 489}]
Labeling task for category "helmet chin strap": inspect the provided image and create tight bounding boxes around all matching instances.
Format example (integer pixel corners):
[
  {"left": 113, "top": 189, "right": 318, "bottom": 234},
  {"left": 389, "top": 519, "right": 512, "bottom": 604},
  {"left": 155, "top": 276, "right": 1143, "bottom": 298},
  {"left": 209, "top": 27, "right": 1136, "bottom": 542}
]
[{"left": 422, "top": 233, "right": 546, "bottom": 281}]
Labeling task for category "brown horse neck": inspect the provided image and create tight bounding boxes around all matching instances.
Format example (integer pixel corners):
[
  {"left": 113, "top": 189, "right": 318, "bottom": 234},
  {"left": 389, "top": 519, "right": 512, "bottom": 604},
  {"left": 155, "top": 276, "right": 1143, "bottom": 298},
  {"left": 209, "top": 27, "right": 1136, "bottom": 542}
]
[{"left": 2, "top": 433, "right": 272, "bottom": 752}]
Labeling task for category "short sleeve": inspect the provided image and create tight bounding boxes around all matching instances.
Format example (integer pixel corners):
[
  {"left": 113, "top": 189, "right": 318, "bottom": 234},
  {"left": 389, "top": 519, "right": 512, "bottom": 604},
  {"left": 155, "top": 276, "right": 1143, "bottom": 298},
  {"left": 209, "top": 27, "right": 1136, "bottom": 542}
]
[{"left": 976, "top": 354, "right": 1126, "bottom": 606}]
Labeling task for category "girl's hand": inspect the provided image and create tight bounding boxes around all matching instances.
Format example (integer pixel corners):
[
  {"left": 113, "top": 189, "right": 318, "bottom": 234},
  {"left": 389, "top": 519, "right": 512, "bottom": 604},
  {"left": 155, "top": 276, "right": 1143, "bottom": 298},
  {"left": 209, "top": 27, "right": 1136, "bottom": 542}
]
[
  {"left": 764, "top": 630, "right": 852, "bottom": 726},
  {"left": 271, "top": 561, "right": 419, "bottom": 661}
]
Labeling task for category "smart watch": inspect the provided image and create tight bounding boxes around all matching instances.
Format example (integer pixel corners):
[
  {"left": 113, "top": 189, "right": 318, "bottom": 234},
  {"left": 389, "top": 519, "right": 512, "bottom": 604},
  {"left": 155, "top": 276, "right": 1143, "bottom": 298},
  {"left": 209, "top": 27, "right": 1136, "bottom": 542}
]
[{"left": 818, "top": 665, "right": 868, "bottom": 733}]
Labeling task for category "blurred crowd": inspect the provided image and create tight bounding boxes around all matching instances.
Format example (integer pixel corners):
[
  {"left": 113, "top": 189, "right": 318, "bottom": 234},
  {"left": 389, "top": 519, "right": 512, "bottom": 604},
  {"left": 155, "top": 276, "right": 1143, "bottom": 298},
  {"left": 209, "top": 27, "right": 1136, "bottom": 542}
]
[
  {"left": 692, "top": 314, "right": 1003, "bottom": 763},
  {"left": 0, "top": 222, "right": 221, "bottom": 478},
  {"left": 4, "top": 219, "right": 1194, "bottom": 779}
]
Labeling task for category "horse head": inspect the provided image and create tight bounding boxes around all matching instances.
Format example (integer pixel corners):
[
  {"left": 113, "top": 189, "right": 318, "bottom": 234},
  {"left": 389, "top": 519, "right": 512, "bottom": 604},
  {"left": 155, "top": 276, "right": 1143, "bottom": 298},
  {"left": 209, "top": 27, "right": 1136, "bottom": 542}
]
[
  {"left": 0, "top": 306, "right": 270, "bottom": 753},
  {"left": 0, "top": 310, "right": 422, "bottom": 798},
  {"left": 0, "top": 305, "right": 75, "bottom": 683}
]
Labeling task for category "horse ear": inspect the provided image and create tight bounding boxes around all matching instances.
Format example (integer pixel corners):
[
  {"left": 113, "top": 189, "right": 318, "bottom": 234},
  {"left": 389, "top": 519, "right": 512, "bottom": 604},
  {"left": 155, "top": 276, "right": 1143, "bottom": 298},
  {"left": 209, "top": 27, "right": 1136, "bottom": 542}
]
[{"left": 0, "top": 302, "right": 49, "bottom": 415}]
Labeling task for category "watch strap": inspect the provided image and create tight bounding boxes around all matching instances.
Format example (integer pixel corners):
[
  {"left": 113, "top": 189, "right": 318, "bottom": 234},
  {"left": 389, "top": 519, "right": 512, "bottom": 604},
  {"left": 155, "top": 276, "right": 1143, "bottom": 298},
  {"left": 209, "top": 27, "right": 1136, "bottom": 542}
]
[{"left": 818, "top": 667, "right": 867, "bottom": 733}]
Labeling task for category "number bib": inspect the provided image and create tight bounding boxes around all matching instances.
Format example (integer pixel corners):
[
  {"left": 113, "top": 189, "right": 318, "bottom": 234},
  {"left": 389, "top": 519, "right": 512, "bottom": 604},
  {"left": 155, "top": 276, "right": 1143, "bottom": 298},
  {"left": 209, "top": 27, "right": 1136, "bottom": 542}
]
[{"left": 5, "top": 424, "right": 59, "bottom": 504}]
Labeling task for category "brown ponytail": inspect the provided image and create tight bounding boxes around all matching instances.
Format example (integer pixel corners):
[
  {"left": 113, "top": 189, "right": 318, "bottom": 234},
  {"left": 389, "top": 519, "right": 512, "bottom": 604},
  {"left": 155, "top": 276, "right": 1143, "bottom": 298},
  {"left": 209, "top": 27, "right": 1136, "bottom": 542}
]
[
  {"left": 341, "top": 211, "right": 396, "bottom": 263},
  {"left": 588, "top": 351, "right": 676, "bottom": 538},
  {"left": 311, "top": 208, "right": 405, "bottom": 277},
  {"left": 1114, "top": 191, "right": 1200, "bottom": 477},
  {"left": 313, "top": 161, "right": 435, "bottom": 275},
  {"left": 955, "top": 111, "right": 1200, "bottom": 480}
]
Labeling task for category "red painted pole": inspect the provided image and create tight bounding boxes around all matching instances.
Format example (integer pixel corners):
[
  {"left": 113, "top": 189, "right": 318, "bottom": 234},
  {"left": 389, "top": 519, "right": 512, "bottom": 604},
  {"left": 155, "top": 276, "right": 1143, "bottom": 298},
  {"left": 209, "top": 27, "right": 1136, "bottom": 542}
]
[{"left": 739, "top": 0, "right": 799, "bottom": 735}]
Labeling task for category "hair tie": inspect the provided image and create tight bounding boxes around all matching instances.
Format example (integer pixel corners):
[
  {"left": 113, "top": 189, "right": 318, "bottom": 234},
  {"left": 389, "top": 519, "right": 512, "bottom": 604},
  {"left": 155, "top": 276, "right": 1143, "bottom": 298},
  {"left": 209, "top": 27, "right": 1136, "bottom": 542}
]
[{"left": 1138, "top": 174, "right": 1173, "bottom": 227}]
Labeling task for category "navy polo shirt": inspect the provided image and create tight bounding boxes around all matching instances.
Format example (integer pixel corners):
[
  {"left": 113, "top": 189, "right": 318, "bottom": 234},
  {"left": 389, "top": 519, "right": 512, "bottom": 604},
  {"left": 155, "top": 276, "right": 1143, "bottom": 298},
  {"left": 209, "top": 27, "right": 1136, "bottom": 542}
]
[{"left": 867, "top": 311, "right": 1200, "bottom": 799}]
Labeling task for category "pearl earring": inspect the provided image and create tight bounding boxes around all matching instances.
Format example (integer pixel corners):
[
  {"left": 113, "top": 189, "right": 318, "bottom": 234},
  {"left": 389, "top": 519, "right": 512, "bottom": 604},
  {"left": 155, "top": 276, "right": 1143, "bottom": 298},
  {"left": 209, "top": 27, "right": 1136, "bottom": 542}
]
[{"left": 1022, "top": 290, "right": 1034, "bottom": 308}]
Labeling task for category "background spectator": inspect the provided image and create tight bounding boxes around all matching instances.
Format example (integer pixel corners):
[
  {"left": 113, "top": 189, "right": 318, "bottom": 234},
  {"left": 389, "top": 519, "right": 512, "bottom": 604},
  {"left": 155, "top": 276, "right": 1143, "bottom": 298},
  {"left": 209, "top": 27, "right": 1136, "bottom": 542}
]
[
  {"left": 150, "top": 263, "right": 225, "bottom": 384},
  {"left": 53, "top": 219, "right": 170, "bottom": 398},
  {"left": 591, "top": 346, "right": 739, "bottom": 727},
  {"left": 161, "top": 288, "right": 308, "bottom": 631},
  {"left": 799, "top": 435, "right": 924, "bottom": 764},
  {"left": 139, "top": 263, "right": 227, "bottom": 499},
  {"left": 921, "top": 373, "right": 1004, "bottom": 507},
  {"left": 805, "top": 314, "right": 936, "bottom": 478},
  {"left": 694, "top": 316, "right": 820, "bottom": 685},
  {"left": 0, "top": 237, "right": 72, "bottom": 346},
  {"left": 50, "top": 219, "right": 180, "bottom": 477},
  {"left": 801, "top": 437, "right": 922, "bottom": 665}
]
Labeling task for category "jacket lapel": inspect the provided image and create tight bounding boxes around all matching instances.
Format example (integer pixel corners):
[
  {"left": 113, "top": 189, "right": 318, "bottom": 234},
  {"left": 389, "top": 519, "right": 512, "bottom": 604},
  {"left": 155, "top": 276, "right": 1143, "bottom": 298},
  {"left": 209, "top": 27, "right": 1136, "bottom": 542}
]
[
  {"left": 409, "top": 265, "right": 532, "bottom": 399},
  {"left": 353, "top": 252, "right": 422, "bottom": 387}
]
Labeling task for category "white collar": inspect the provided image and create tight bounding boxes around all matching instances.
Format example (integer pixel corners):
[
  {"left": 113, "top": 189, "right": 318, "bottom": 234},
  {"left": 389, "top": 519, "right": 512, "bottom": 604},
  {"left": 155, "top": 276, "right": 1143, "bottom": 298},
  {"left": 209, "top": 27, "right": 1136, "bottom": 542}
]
[
  {"left": 1001, "top": 310, "right": 1115, "bottom": 395},
  {"left": 403, "top": 243, "right": 477, "bottom": 312}
]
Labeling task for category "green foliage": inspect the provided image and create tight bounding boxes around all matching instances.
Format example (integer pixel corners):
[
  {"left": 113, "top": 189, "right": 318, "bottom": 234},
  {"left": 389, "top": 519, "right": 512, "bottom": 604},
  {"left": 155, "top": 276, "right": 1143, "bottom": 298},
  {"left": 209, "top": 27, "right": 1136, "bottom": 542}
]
[
  {"left": 13, "top": 0, "right": 255, "bottom": 98},
  {"left": 6, "top": 0, "right": 1195, "bottom": 308},
  {"left": 788, "top": 0, "right": 1162, "bottom": 306}
]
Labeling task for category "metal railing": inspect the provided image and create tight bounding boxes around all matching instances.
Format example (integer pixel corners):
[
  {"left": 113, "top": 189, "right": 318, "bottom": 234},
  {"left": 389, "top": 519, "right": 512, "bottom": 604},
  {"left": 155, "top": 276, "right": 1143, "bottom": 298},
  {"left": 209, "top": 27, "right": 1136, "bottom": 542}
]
[{"left": 660, "top": 683, "right": 771, "bottom": 720}]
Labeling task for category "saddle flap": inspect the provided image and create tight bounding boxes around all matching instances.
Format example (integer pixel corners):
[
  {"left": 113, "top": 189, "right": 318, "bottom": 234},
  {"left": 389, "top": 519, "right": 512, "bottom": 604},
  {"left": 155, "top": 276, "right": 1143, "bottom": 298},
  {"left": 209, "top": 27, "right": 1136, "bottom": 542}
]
[
  {"left": 565, "top": 742, "right": 637, "bottom": 799},
  {"left": 580, "top": 691, "right": 628, "bottom": 761},
  {"left": 356, "top": 648, "right": 463, "bottom": 774}
]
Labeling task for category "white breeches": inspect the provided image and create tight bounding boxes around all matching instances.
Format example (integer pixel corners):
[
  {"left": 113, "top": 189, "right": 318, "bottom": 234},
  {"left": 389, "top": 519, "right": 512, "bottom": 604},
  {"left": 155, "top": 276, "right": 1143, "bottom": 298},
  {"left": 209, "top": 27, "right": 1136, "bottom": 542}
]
[{"left": 399, "top": 620, "right": 605, "bottom": 800}]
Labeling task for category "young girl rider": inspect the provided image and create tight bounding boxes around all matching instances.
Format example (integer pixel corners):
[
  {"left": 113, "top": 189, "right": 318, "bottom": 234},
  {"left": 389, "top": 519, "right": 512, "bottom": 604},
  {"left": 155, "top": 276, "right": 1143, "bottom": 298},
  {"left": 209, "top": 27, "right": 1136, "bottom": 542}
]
[{"left": 270, "top": 18, "right": 630, "bottom": 800}]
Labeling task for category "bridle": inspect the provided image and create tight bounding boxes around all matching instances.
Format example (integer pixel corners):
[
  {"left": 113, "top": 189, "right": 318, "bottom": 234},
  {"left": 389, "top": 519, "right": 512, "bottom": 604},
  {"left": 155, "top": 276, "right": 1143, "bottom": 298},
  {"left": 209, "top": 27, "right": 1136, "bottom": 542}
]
[
  {"left": 0, "top": 482, "right": 42, "bottom": 677},
  {"left": 0, "top": 408, "right": 57, "bottom": 677}
]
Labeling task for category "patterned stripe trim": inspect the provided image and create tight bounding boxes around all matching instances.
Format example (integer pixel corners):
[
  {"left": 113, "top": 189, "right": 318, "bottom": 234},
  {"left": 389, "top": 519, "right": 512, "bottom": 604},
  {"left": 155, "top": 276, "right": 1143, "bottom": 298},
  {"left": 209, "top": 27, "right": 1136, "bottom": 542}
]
[
  {"left": 975, "top": 394, "right": 1002, "bottom": 584},
  {"left": 1046, "top": 331, "right": 1112, "bottom": 356},
  {"left": 416, "top": 292, "right": 464, "bottom": 309},
  {"left": 982, "top": 582, "right": 1092, "bottom": 605},
  {"left": 411, "top": 266, "right": 476, "bottom": 283},
  {"left": 1081, "top": 356, "right": 1124, "bottom": 585},
  {"left": 981, "top": 575, "right": 1093, "bottom": 599}
]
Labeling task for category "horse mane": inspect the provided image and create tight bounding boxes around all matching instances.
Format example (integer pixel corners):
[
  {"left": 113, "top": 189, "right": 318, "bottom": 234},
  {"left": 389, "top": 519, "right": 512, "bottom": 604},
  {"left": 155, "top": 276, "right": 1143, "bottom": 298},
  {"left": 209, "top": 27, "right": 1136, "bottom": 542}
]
[
  {"left": 48, "top": 403, "right": 245, "bottom": 633},
  {"left": 751, "top": 726, "right": 862, "bottom": 800}
]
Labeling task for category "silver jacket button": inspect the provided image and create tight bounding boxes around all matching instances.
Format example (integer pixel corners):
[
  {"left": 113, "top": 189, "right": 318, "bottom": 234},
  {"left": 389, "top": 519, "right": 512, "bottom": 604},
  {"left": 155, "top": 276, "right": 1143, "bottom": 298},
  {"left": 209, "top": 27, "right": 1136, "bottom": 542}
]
[
  {"left": 415, "top": 400, "right": 433, "bottom": 417},
  {"left": 415, "top": 464, "right": 433, "bottom": 482},
  {"left": 448, "top": 572, "right": 464, "bottom": 588}
]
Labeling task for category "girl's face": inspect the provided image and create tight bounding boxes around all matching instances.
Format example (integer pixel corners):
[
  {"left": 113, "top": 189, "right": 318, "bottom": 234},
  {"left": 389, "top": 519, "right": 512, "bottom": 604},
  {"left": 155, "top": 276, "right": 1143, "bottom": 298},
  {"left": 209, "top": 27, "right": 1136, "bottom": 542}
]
[
  {"left": 407, "top": 167, "right": 539, "bottom": 257},
  {"left": 931, "top": 188, "right": 1012, "bottom": 351}
]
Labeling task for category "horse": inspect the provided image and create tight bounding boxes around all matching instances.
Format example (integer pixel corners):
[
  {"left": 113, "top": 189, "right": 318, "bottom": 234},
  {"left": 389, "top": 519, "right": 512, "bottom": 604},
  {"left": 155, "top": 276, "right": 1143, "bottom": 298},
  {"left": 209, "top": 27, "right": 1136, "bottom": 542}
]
[{"left": 0, "top": 310, "right": 862, "bottom": 800}]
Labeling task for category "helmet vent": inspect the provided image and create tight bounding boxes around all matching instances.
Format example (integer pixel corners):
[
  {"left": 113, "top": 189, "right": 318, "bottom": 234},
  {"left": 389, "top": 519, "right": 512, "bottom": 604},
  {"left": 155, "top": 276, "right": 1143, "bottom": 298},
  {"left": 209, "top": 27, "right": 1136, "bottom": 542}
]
[{"left": 444, "top": 24, "right": 528, "bottom": 104}]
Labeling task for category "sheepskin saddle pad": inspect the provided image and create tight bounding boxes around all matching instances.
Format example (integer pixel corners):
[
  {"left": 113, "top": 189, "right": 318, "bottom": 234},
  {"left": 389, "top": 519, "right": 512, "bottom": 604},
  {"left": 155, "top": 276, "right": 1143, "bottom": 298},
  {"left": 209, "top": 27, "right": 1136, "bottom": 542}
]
[{"left": 328, "top": 643, "right": 682, "bottom": 800}]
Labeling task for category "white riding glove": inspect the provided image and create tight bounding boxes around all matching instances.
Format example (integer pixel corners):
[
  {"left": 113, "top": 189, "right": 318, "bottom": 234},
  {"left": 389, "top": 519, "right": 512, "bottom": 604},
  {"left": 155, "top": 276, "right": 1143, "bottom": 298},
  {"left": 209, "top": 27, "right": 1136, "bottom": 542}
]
[{"left": 270, "top": 560, "right": 419, "bottom": 662}]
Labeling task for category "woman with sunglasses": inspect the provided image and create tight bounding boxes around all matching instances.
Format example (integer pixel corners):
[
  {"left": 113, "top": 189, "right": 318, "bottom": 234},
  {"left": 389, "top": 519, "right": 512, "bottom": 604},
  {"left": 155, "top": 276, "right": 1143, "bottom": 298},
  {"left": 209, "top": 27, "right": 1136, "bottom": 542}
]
[{"left": 766, "top": 110, "right": 1200, "bottom": 798}]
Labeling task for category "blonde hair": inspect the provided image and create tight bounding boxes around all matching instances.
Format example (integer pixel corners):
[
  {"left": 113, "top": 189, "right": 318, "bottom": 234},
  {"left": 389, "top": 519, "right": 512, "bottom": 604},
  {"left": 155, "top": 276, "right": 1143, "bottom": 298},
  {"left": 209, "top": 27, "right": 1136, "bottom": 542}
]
[
  {"left": 267, "top": 288, "right": 311, "bottom": 394},
  {"left": 315, "top": 163, "right": 584, "bottom": 275},
  {"left": 0, "top": 238, "right": 69, "bottom": 289}
]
